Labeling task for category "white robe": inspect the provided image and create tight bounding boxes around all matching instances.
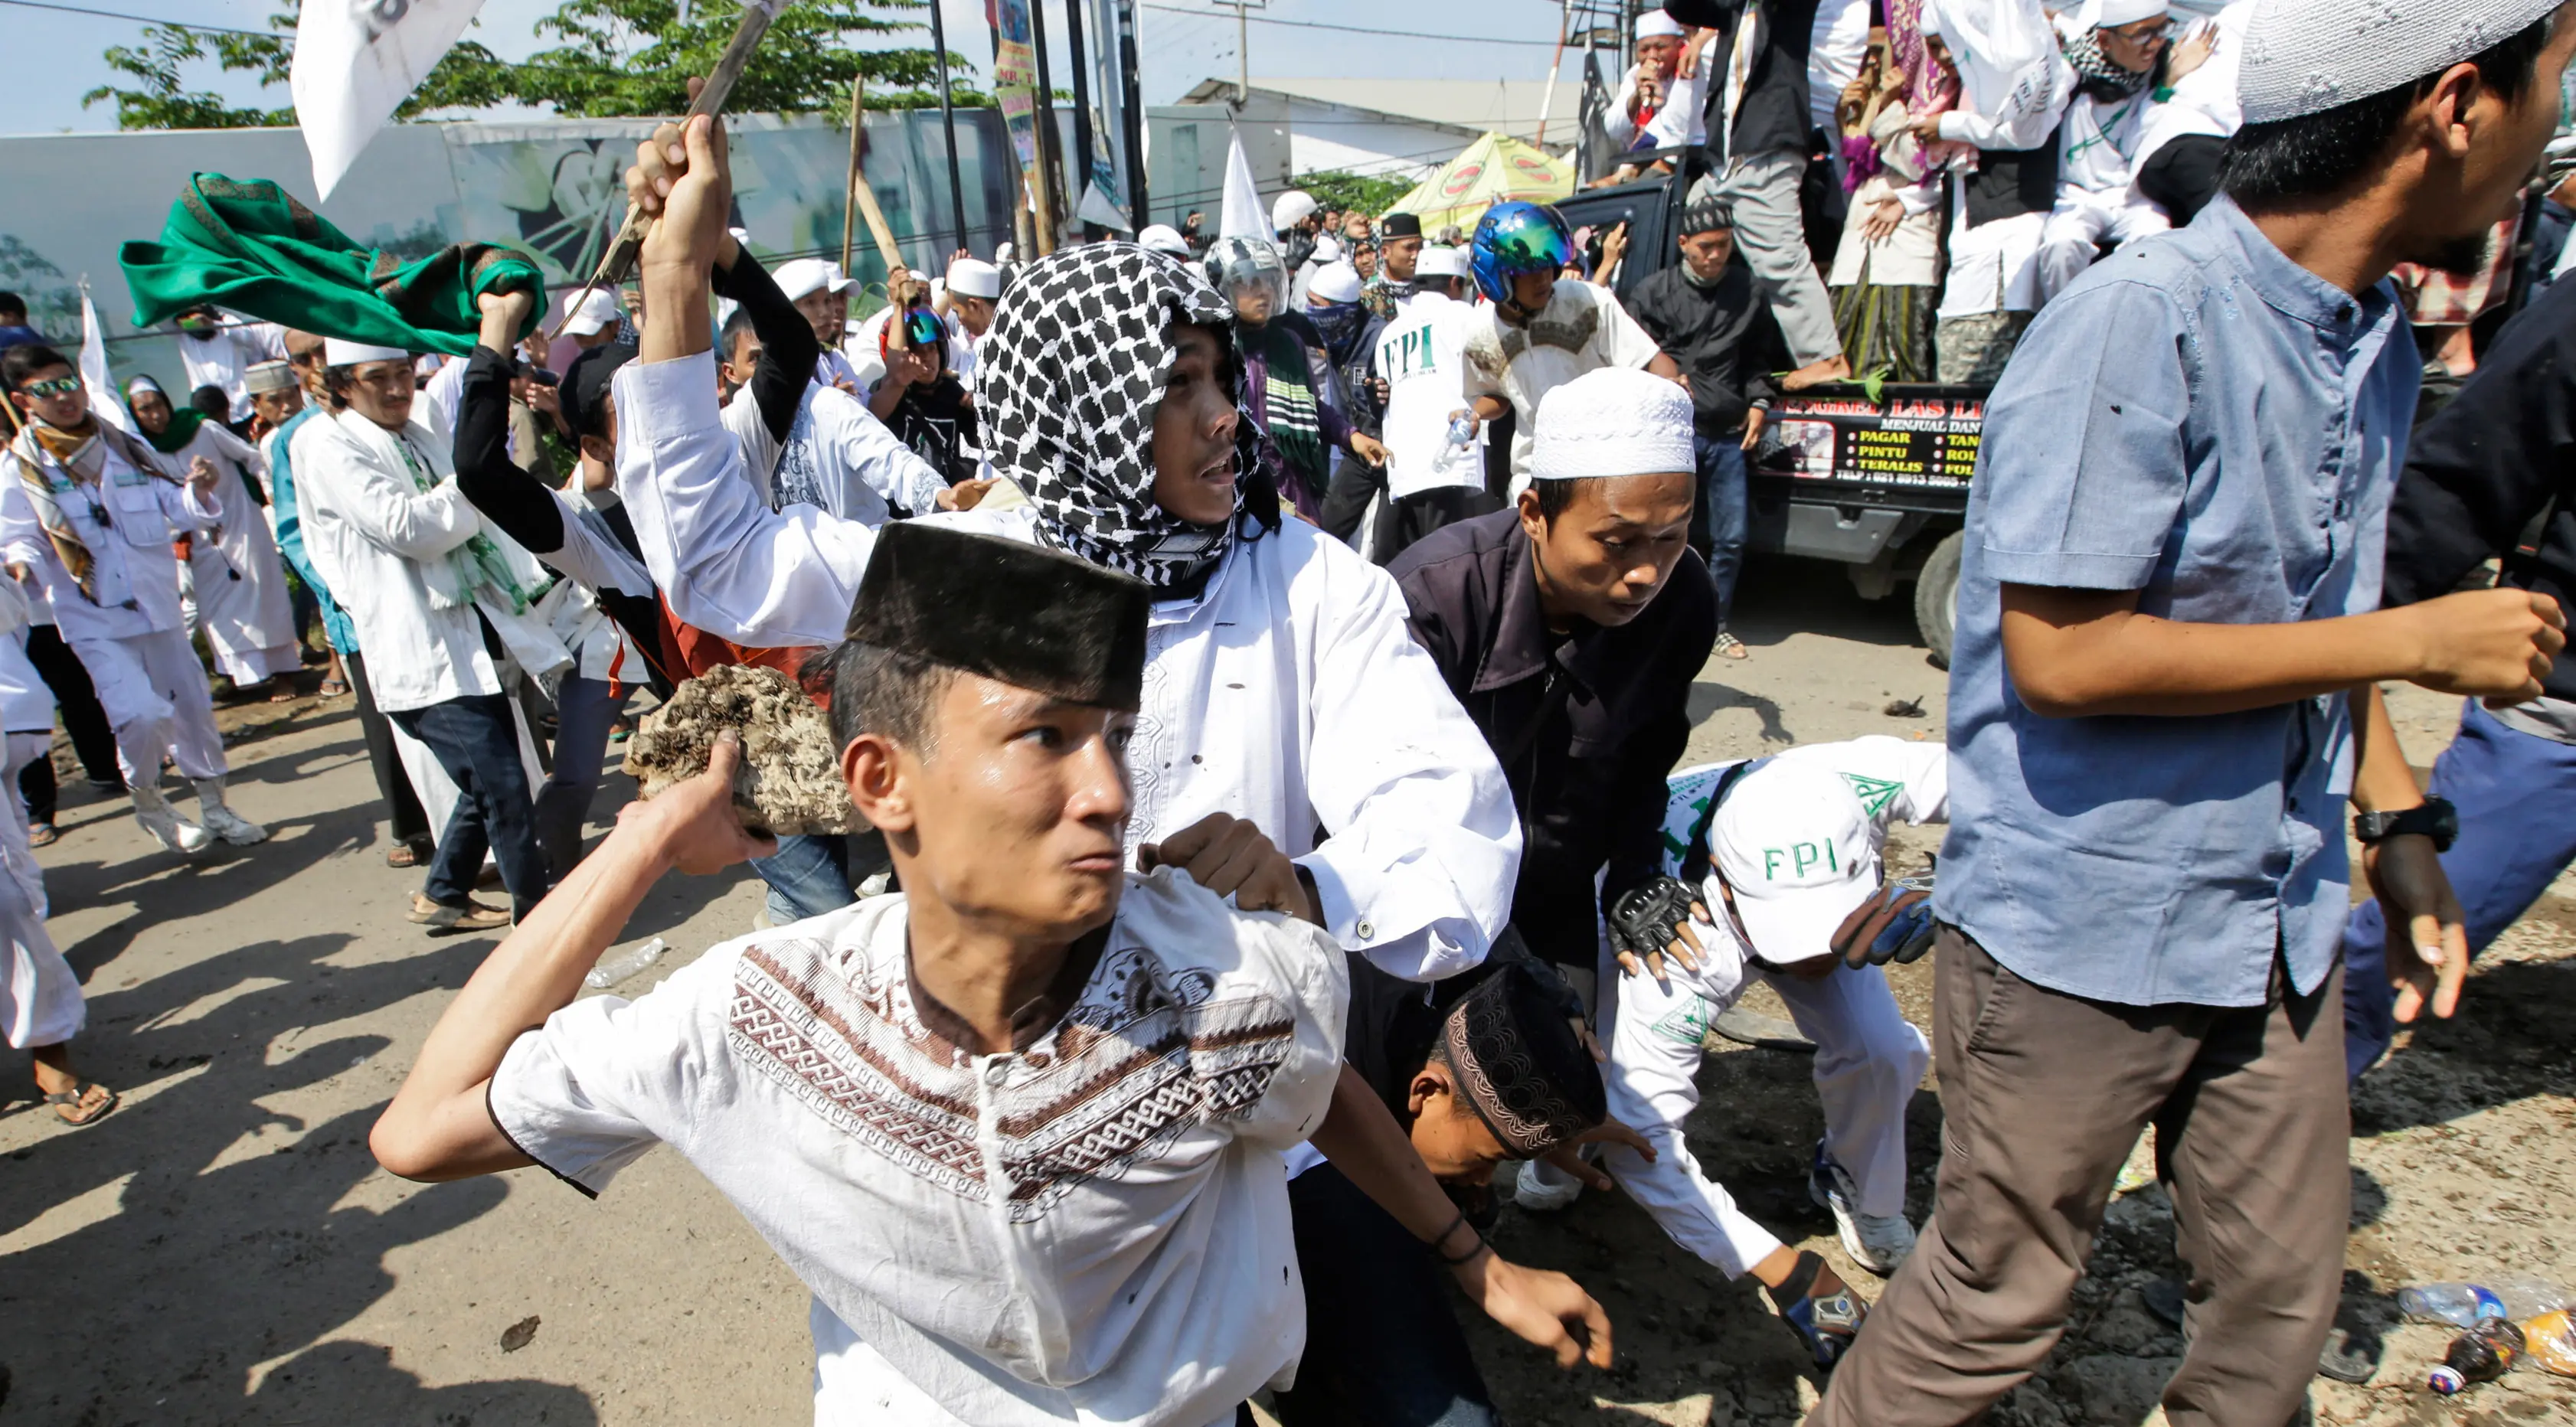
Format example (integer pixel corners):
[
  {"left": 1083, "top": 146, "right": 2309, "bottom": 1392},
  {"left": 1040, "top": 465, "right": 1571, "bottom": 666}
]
[{"left": 168, "top": 421, "right": 302, "bottom": 684}]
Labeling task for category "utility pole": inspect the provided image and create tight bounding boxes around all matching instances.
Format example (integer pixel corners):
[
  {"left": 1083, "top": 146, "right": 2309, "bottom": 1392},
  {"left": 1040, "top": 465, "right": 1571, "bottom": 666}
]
[
  {"left": 927, "top": 0, "right": 970, "bottom": 253},
  {"left": 1211, "top": 0, "right": 1263, "bottom": 106},
  {"left": 1028, "top": 0, "right": 1066, "bottom": 248},
  {"left": 1062, "top": 0, "right": 1097, "bottom": 230}
]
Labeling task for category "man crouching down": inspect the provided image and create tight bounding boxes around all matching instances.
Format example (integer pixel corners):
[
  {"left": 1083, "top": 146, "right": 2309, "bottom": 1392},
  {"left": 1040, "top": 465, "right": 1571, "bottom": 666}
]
[{"left": 370, "top": 515, "right": 1607, "bottom": 1423}]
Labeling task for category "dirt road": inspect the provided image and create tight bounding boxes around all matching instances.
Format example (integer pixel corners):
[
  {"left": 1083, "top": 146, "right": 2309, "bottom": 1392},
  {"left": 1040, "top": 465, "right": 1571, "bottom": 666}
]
[{"left": 2, "top": 560, "right": 2569, "bottom": 1425}]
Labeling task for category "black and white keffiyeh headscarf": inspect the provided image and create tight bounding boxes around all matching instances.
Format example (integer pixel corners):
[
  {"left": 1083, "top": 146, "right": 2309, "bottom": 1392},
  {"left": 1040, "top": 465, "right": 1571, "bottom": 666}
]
[{"left": 976, "top": 242, "right": 1276, "bottom": 590}]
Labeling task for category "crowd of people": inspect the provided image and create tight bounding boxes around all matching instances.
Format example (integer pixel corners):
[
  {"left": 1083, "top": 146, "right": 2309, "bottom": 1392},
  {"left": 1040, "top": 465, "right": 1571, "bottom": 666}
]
[{"left": 5, "top": 0, "right": 2576, "bottom": 1421}]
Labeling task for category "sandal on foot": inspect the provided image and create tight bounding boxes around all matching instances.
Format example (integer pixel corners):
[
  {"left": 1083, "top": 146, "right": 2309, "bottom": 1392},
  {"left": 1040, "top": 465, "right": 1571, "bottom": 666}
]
[
  {"left": 45, "top": 1082, "right": 116, "bottom": 1126},
  {"left": 1715, "top": 631, "right": 1750, "bottom": 660},
  {"left": 1767, "top": 1249, "right": 1867, "bottom": 1370},
  {"left": 28, "top": 822, "right": 57, "bottom": 847},
  {"left": 319, "top": 679, "right": 350, "bottom": 697},
  {"left": 407, "top": 892, "right": 509, "bottom": 932},
  {"left": 385, "top": 838, "right": 432, "bottom": 870}
]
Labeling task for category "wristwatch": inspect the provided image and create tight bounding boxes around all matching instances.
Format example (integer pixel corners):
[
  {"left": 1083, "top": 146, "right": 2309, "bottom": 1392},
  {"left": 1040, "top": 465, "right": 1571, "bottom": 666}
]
[{"left": 2353, "top": 796, "right": 2457, "bottom": 854}]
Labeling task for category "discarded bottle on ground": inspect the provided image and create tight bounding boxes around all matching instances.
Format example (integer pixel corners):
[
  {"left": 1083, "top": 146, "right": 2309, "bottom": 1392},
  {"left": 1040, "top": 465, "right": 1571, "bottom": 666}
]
[
  {"left": 585, "top": 936, "right": 668, "bottom": 990},
  {"left": 2398, "top": 1277, "right": 2572, "bottom": 1327},
  {"left": 2523, "top": 1310, "right": 2576, "bottom": 1376},
  {"left": 2429, "top": 1318, "right": 2524, "bottom": 1395}
]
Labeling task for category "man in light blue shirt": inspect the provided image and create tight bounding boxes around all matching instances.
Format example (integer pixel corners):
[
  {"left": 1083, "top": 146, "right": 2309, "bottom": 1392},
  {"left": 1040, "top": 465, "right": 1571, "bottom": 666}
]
[{"left": 1817, "top": 3, "right": 2576, "bottom": 1424}]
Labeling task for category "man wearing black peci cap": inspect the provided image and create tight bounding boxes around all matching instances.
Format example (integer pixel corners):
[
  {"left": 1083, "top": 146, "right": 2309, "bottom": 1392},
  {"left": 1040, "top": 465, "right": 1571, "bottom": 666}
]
[
  {"left": 1364, "top": 212, "right": 1429, "bottom": 321},
  {"left": 374, "top": 518, "right": 1365, "bottom": 1423}
]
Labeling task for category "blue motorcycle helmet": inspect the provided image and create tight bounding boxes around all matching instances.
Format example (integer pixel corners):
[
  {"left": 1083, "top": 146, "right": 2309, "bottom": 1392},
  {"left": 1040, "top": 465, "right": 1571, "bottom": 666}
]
[{"left": 1469, "top": 202, "right": 1574, "bottom": 306}]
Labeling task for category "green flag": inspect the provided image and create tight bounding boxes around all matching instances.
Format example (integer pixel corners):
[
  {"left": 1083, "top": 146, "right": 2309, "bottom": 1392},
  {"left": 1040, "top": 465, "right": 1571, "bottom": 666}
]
[{"left": 119, "top": 173, "right": 543, "bottom": 358}]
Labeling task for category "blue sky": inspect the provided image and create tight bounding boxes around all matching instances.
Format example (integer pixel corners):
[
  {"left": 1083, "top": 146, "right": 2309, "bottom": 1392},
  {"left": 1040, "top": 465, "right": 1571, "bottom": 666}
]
[{"left": 0, "top": 0, "right": 1582, "bottom": 136}]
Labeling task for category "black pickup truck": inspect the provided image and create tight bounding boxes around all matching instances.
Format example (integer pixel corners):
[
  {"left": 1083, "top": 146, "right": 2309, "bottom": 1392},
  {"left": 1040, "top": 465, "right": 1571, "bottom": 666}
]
[{"left": 1555, "top": 156, "right": 1980, "bottom": 665}]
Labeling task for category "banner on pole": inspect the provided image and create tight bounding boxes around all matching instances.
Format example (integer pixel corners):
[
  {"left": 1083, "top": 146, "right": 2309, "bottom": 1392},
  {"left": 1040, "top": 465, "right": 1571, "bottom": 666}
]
[{"left": 986, "top": 0, "right": 1048, "bottom": 207}]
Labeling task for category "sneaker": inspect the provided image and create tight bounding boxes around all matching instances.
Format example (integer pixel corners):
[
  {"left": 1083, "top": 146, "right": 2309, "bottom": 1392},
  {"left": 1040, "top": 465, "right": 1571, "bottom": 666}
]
[
  {"left": 407, "top": 893, "right": 510, "bottom": 932},
  {"left": 1767, "top": 1249, "right": 1868, "bottom": 1370},
  {"left": 198, "top": 804, "right": 270, "bottom": 846},
  {"left": 1512, "top": 1155, "right": 1585, "bottom": 1212},
  {"left": 133, "top": 792, "right": 213, "bottom": 854},
  {"left": 1809, "top": 1141, "right": 1917, "bottom": 1275}
]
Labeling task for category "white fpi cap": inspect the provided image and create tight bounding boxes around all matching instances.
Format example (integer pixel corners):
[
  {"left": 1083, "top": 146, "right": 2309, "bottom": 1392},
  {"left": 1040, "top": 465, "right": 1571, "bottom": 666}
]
[
  {"left": 1271, "top": 189, "right": 1319, "bottom": 232},
  {"left": 1636, "top": 9, "right": 1686, "bottom": 40},
  {"left": 558, "top": 286, "right": 623, "bottom": 338},
  {"left": 1416, "top": 244, "right": 1470, "bottom": 279},
  {"left": 1712, "top": 759, "right": 1879, "bottom": 965},
  {"left": 1312, "top": 233, "right": 1344, "bottom": 264},
  {"left": 1527, "top": 366, "right": 1695, "bottom": 482},
  {"left": 324, "top": 337, "right": 410, "bottom": 366},
  {"left": 1307, "top": 261, "right": 1364, "bottom": 305},
  {"left": 946, "top": 256, "right": 1002, "bottom": 299},
  {"left": 773, "top": 256, "right": 855, "bottom": 304},
  {"left": 1137, "top": 224, "right": 1192, "bottom": 256},
  {"left": 2239, "top": 0, "right": 2561, "bottom": 123}
]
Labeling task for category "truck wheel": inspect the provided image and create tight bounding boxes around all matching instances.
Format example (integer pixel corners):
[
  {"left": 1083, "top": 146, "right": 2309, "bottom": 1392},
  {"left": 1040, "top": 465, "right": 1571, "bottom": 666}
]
[{"left": 1914, "top": 531, "right": 1964, "bottom": 668}]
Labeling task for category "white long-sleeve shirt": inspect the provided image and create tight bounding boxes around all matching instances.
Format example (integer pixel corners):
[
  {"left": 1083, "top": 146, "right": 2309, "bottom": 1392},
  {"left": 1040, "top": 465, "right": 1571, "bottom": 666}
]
[
  {"left": 616, "top": 348, "right": 1520, "bottom": 981},
  {"left": 1603, "top": 57, "right": 1708, "bottom": 152},
  {"left": 295, "top": 407, "right": 567, "bottom": 712},
  {"left": 0, "top": 432, "right": 221, "bottom": 645}
]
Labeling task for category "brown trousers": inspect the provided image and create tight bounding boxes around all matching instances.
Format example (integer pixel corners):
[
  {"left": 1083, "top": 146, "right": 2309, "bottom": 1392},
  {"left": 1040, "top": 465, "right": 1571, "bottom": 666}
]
[{"left": 1813, "top": 928, "right": 2347, "bottom": 1427}]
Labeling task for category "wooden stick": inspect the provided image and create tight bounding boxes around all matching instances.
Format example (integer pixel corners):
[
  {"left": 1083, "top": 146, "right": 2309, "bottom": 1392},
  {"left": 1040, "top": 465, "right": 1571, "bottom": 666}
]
[
  {"left": 544, "top": 2, "right": 779, "bottom": 341},
  {"left": 842, "top": 76, "right": 863, "bottom": 279},
  {"left": 845, "top": 82, "right": 916, "bottom": 353}
]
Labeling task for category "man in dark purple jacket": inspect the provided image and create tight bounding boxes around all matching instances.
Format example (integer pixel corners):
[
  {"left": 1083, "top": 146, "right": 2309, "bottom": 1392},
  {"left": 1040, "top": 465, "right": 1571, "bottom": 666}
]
[{"left": 1391, "top": 363, "right": 1715, "bottom": 975}]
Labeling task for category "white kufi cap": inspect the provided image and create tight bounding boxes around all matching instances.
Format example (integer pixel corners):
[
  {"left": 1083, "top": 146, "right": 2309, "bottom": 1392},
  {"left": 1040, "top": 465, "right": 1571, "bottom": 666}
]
[
  {"left": 1417, "top": 244, "right": 1469, "bottom": 279},
  {"left": 1711, "top": 759, "right": 1881, "bottom": 965},
  {"left": 1137, "top": 224, "right": 1192, "bottom": 255},
  {"left": 1527, "top": 367, "right": 1695, "bottom": 482},
  {"left": 1307, "top": 262, "right": 1364, "bottom": 305},
  {"left": 1271, "top": 189, "right": 1319, "bottom": 232},
  {"left": 946, "top": 257, "right": 1002, "bottom": 299},
  {"left": 2239, "top": 0, "right": 2562, "bottom": 123},
  {"left": 2090, "top": 0, "right": 2168, "bottom": 28},
  {"left": 324, "top": 337, "right": 410, "bottom": 366},
  {"left": 1636, "top": 9, "right": 1686, "bottom": 40},
  {"left": 1312, "top": 233, "right": 1343, "bottom": 263}
]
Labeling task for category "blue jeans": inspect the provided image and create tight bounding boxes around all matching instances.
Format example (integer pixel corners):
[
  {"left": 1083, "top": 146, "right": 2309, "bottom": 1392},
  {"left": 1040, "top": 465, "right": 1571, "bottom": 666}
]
[
  {"left": 751, "top": 833, "right": 855, "bottom": 926},
  {"left": 1271, "top": 1164, "right": 1499, "bottom": 1427},
  {"left": 2342, "top": 699, "right": 2576, "bottom": 1080},
  {"left": 533, "top": 674, "right": 631, "bottom": 877},
  {"left": 1692, "top": 433, "right": 1749, "bottom": 629},
  {"left": 388, "top": 692, "right": 548, "bottom": 920}
]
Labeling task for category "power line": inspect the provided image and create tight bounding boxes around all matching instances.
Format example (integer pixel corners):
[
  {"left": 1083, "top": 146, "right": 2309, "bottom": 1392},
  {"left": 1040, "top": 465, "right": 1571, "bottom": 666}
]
[
  {"left": 1140, "top": 4, "right": 1559, "bottom": 47},
  {"left": 0, "top": 0, "right": 273, "bottom": 38}
]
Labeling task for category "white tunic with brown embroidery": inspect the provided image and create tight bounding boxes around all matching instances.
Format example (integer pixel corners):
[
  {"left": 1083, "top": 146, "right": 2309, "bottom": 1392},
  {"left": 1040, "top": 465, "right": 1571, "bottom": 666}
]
[{"left": 489, "top": 867, "right": 1349, "bottom": 1425}]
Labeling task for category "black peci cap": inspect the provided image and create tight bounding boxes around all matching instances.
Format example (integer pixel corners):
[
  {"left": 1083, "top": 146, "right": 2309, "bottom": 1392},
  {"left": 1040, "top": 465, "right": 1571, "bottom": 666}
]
[{"left": 844, "top": 522, "right": 1152, "bottom": 710}]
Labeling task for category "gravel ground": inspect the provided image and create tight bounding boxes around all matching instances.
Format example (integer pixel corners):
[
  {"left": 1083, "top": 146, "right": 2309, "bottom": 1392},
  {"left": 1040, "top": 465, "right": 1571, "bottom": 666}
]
[{"left": 2, "top": 563, "right": 2568, "bottom": 1425}]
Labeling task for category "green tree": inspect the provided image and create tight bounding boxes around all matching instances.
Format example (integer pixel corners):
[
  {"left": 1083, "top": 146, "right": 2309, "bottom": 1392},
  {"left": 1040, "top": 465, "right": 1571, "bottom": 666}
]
[
  {"left": 1294, "top": 168, "right": 1416, "bottom": 219},
  {"left": 85, "top": 1, "right": 985, "bottom": 131}
]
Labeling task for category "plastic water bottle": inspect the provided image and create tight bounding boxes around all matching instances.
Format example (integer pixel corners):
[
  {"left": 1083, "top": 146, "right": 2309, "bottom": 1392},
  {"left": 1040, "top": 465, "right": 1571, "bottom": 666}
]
[
  {"left": 585, "top": 936, "right": 668, "bottom": 990},
  {"left": 2523, "top": 1310, "right": 2576, "bottom": 1376},
  {"left": 1445, "top": 413, "right": 1477, "bottom": 455},
  {"left": 2429, "top": 1317, "right": 2524, "bottom": 1394},
  {"left": 2398, "top": 1278, "right": 2573, "bottom": 1327}
]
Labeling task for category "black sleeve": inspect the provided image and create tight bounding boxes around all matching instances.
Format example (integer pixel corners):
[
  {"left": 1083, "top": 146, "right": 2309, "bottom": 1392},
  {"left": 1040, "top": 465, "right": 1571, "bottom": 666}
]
[
  {"left": 712, "top": 248, "right": 817, "bottom": 446},
  {"left": 1623, "top": 276, "right": 1678, "bottom": 354},
  {"left": 451, "top": 345, "right": 565, "bottom": 554},
  {"left": 1746, "top": 301, "right": 1790, "bottom": 409},
  {"left": 2133, "top": 135, "right": 2225, "bottom": 227},
  {"left": 2381, "top": 276, "right": 2576, "bottom": 611},
  {"left": 1600, "top": 563, "right": 1718, "bottom": 910}
]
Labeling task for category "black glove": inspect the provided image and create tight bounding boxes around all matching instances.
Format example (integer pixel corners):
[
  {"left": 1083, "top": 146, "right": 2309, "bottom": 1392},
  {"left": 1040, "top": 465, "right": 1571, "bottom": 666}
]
[
  {"left": 1607, "top": 877, "right": 1702, "bottom": 967},
  {"left": 1832, "top": 874, "right": 1937, "bottom": 968}
]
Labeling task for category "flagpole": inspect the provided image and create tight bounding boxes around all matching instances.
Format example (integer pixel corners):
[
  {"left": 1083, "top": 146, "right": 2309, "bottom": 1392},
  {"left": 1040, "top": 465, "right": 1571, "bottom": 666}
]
[{"left": 927, "top": 0, "right": 970, "bottom": 255}]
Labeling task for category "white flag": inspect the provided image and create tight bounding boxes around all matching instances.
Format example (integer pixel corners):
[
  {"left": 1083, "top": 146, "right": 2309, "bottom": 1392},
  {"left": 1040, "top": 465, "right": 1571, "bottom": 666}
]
[
  {"left": 1218, "top": 126, "right": 1267, "bottom": 242},
  {"left": 78, "top": 281, "right": 133, "bottom": 436},
  {"left": 292, "top": 0, "right": 489, "bottom": 201}
]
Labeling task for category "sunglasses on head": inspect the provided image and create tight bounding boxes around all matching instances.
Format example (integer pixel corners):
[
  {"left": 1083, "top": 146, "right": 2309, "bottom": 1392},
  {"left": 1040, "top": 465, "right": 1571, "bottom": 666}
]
[{"left": 18, "top": 377, "right": 80, "bottom": 398}]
